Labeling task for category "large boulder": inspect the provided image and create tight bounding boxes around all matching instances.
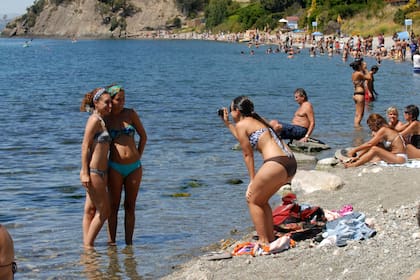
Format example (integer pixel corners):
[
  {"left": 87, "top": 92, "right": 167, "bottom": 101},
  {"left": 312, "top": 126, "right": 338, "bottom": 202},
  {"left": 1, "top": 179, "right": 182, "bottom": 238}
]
[{"left": 291, "top": 170, "right": 344, "bottom": 194}]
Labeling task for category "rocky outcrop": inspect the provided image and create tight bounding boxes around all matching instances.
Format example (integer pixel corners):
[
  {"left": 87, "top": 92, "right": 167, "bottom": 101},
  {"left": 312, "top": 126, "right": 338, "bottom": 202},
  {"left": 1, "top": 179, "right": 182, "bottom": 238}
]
[{"left": 2, "top": 0, "right": 184, "bottom": 38}]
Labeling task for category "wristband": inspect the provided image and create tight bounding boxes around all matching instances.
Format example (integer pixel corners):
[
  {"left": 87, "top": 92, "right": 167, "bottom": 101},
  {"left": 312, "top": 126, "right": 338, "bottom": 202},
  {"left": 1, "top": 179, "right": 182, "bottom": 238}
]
[{"left": 305, "top": 134, "right": 309, "bottom": 138}]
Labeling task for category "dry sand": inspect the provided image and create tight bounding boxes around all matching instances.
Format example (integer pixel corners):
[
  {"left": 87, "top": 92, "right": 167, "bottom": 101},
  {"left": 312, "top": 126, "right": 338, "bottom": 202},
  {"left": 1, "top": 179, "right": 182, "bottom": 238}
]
[{"left": 161, "top": 165, "right": 420, "bottom": 280}]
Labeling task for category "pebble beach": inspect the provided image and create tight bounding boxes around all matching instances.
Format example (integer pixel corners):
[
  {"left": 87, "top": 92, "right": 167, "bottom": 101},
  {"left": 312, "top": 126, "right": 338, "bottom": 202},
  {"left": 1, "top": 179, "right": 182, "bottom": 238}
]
[{"left": 162, "top": 165, "right": 420, "bottom": 280}]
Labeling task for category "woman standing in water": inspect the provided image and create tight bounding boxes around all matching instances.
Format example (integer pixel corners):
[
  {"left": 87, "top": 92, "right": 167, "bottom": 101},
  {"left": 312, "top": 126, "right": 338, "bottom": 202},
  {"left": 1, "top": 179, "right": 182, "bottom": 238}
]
[
  {"left": 106, "top": 85, "right": 147, "bottom": 245},
  {"left": 80, "top": 88, "right": 112, "bottom": 248},
  {"left": 350, "top": 59, "right": 371, "bottom": 127},
  {"left": 220, "top": 96, "right": 296, "bottom": 249}
]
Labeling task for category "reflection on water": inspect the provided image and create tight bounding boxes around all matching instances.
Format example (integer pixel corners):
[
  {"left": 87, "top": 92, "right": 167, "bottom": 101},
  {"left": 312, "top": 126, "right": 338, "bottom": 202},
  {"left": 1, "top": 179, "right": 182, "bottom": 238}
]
[
  {"left": 81, "top": 246, "right": 142, "bottom": 279},
  {"left": 352, "top": 127, "right": 367, "bottom": 147}
]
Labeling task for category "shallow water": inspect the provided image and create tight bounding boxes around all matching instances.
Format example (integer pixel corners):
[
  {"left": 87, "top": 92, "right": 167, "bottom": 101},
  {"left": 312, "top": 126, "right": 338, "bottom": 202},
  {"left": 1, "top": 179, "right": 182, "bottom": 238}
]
[{"left": 0, "top": 38, "right": 418, "bottom": 279}]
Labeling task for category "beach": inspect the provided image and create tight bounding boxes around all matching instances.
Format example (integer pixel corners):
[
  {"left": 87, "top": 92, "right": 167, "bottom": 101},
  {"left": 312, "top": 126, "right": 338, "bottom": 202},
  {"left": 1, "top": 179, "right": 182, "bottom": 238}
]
[
  {"left": 1, "top": 37, "right": 418, "bottom": 279},
  {"left": 162, "top": 164, "right": 420, "bottom": 280}
]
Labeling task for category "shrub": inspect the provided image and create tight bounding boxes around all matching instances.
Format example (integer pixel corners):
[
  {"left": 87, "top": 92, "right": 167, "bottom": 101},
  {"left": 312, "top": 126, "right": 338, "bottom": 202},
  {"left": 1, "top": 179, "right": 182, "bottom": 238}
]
[{"left": 393, "top": 8, "right": 405, "bottom": 25}]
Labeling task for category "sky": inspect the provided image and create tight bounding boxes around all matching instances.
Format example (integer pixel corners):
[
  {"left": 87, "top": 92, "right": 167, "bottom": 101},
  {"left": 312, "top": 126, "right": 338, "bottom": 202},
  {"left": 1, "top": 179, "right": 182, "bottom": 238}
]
[{"left": 0, "top": 0, "right": 35, "bottom": 15}]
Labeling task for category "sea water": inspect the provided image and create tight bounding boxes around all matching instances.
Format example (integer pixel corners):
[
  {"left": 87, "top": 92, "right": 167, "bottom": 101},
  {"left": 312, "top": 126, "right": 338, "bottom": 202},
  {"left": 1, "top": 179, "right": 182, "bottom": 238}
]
[{"left": 0, "top": 38, "right": 418, "bottom": 279}]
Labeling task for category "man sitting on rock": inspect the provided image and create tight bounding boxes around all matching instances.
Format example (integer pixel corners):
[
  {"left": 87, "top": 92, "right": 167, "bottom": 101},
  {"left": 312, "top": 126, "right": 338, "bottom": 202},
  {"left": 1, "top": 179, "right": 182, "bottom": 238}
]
[{"left": 270, "top": 88, "right": 315, "bottom": 142}]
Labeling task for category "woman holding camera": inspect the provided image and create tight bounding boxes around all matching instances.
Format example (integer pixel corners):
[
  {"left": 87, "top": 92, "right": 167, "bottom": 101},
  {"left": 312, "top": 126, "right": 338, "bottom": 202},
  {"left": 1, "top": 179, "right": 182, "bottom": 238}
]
[{"left": 220, "top": 96, "right": 296, "bottom": 248}]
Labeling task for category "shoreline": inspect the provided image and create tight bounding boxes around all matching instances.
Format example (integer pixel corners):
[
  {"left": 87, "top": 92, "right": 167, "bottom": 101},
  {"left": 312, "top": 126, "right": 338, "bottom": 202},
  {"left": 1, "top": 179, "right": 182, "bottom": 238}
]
[{"left": 161, "top": 165, "right": 420, "bottom": 279}]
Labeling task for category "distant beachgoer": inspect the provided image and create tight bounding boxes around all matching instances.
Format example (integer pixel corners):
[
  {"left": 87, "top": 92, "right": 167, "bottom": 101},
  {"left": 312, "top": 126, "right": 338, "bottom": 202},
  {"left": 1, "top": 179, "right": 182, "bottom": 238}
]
[
  {"left": 344, "top": 114, "right": 407, "bottom": 167},
  {"left": 270, "top": 88, "right": 315, "bottom": 142},
  {"left": 350, "top": 59, "right": 371, "bottom": 127},
  {"left": 409, "top": 41, "right": 418, "bottom": 61},
  {"left": 413, "top": 50, "right": 420, "bottom": 71},
  {"left": 386, "top": 106, "right": 406, "bottom": 131},
  {"left": 365, "top": 65, "right": 379, "bottom": 102},
  {"left": 309, "top": 46, "right": 316, "bottom": 57},
  {"left": 106, "top": 85, "right": 147, "bottom": 245},
  {"left": 400, "top": 105, "right": 420, "bottom": 158},
  {"left": 378, "top": 33, "right": 384, "bottom": 47},
  {"left": 219, "top": 96, "right": 296, "bottom": 247},
  {"left": 401, "top": 39, "right": 408, "bottom": 61},
  {"left": 0, "top": 224, "right": 16, "bottom": 279},
  {"left": 80, "top": 88, "right": 112, "bottom": 248}
]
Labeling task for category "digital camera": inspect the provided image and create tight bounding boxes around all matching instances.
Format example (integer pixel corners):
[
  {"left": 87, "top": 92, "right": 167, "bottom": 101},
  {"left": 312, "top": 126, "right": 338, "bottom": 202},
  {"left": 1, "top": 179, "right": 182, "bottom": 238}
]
[{"left": 217, "top": 108, "right": 224, "bottom": 117}]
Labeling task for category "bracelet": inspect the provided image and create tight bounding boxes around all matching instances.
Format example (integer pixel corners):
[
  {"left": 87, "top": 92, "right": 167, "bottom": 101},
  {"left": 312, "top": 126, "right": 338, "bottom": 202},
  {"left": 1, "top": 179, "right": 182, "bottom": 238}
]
[{"left": 305, "top": 134, "right": 309, "bottom": 138}]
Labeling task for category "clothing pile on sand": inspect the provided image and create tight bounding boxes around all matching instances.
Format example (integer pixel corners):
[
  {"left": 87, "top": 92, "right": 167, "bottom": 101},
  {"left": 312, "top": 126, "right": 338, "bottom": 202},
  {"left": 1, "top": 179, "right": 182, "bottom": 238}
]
[{"left": 203, "top": 192, "right": 377, "bottom": 260}]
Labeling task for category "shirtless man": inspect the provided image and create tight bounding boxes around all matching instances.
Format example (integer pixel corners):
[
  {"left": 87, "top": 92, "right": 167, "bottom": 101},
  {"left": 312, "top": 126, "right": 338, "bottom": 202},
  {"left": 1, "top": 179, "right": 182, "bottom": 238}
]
[
  {"left": 365, "top": 65, "right": 379, "bottom": 102},
  {"left": 0, "top": 224, "right": 16, "bottom": 280},
  {"left": 270, "top": 88, "right": 315, "bottom": 142}
]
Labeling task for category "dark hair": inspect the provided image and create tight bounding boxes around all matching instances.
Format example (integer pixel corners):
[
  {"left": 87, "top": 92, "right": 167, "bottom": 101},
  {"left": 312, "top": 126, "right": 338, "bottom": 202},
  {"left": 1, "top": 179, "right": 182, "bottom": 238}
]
[
  {"left": 405, "top": 104, "right": 419, "bottom": 120},
  {"left": 232, "top": 96, "right": 274, "bottom": 130},
  {"left": 295, "top": 88, "right": 308, "bottom": 101},
  {"left": 349, "top": 60, "right": 362, "bottom": 71},
  {"left": 371, "top": 65, "right": 379, "bottom": 72},
  {"left": 366, "top": 113, "right": 388, "bottom": 131}
]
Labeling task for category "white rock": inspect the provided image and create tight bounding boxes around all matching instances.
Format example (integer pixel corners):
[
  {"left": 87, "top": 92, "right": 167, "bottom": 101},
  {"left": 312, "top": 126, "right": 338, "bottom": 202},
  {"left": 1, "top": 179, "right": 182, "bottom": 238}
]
[
  {"left": 293, "top": 152, "right": 317, "bottom": 163},
  {"left": 412, "top": 232, "right": 420, "bottom": 239},
  {"left": 291, "top": 170, "right": 344, "bottom": 193},
  {"left": 316, "top": 157, "right": 339, "bottom": 166}
]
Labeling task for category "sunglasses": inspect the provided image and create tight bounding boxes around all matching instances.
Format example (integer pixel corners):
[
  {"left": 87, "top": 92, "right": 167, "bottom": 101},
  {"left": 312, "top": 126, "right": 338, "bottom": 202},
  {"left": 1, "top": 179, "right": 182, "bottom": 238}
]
[{"left": 0, "top": 261, "right": 17, "bottom": 274}]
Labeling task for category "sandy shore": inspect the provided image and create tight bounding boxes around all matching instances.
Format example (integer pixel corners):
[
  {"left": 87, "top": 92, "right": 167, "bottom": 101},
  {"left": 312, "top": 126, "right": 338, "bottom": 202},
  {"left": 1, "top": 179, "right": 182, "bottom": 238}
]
[{"left": 161, "top": 165, "right": 420, "bottom": 280}]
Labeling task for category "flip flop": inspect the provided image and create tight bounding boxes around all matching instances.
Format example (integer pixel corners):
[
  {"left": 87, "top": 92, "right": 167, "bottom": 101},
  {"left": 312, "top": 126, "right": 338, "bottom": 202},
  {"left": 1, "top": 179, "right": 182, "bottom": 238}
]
[{"left": 200, "top": 251, "right": 232, "bottom": 261}]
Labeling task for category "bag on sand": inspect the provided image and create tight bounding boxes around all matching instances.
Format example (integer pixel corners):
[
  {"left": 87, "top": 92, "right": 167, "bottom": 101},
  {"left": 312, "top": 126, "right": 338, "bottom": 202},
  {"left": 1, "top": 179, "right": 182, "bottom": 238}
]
[{"left": 272, "top": 193, "right": 326, "bottom": 241}]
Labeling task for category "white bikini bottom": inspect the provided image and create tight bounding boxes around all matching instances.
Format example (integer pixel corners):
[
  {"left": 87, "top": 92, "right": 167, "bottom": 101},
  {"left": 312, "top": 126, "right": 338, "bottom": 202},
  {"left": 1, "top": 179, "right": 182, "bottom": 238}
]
[{"left": 396, "top": 153, "right": 408, "bottom": 162}]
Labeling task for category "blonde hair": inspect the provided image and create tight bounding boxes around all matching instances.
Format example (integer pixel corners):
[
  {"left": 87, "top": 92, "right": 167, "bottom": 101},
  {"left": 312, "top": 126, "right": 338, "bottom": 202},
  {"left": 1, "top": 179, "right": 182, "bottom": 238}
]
[{"left": 386, "top": 106, "right": 399, "bottom": 116}]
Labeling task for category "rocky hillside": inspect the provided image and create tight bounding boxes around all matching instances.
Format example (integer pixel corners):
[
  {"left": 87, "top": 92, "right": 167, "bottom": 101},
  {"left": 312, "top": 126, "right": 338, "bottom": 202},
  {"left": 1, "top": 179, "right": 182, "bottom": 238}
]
[{"left": 2, "top": 0, "right": 184, "bottom": 38}]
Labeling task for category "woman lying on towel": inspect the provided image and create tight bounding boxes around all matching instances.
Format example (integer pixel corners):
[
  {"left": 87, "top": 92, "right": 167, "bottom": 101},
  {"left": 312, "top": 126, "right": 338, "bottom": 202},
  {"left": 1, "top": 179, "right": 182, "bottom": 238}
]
[{"left": 344, "top": 113, "right": 407, "bottom": 167}]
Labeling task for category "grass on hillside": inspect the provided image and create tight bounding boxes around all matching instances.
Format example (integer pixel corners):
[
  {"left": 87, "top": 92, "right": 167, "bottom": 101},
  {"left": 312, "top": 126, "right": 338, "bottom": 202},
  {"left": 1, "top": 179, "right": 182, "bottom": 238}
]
[{"left": 341, "top": 6, "right": 419, "bottom": 37}]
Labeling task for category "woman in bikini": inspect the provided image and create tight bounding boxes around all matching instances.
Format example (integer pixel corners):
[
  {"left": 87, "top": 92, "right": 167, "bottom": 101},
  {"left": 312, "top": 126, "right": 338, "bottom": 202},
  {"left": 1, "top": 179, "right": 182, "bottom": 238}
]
[
  {"left": 220, "top": 96, "right": 297, "bottom": 249},
  {"left": 400, "top": 105, "right": 420, "bottom": 159},
  {"left": 344, "top": 113, "right": 407, "bottom": 168},
  {"left": 350, "top": 59, "right": 371, "bottom": 127},
  {"left": 80, "top": 88, "right": 112, "bottom": 248},
  {"left": 105, "top": 85, "right": 147, "bottom": 245}
]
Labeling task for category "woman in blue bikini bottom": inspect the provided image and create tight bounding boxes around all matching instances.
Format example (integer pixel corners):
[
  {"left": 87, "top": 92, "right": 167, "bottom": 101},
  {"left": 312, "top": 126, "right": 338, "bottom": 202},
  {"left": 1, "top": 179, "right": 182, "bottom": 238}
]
[{"left": 109, "top": 160, "right": 141, "bottom": 178}]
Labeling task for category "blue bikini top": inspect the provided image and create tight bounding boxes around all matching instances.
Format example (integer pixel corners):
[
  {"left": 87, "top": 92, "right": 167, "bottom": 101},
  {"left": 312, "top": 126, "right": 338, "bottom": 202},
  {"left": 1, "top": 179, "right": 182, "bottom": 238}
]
[
  {"left": 109, "top": 124, "right": 135, "bottom": 140},
  {"left": 249, "top": 128, "right": 268, "bottom": 149},
  {"left": 93, "top": 115, "right": 111, "bottom": 143},
  {"left": 248, "top": 127, "right": 293, "bottom": 157}
]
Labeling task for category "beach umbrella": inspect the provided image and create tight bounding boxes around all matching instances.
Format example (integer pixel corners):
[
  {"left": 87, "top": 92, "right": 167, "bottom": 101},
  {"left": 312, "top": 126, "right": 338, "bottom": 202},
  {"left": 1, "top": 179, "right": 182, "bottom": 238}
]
[
  {"left": 397, "top": 31, "right": 409, "bottom": 40},
  {"left": 279, "top": 18, "right": 288, "bottom": 23},
  {"left": 312, "top": 31, "right": 323, "bottom": 36}
]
